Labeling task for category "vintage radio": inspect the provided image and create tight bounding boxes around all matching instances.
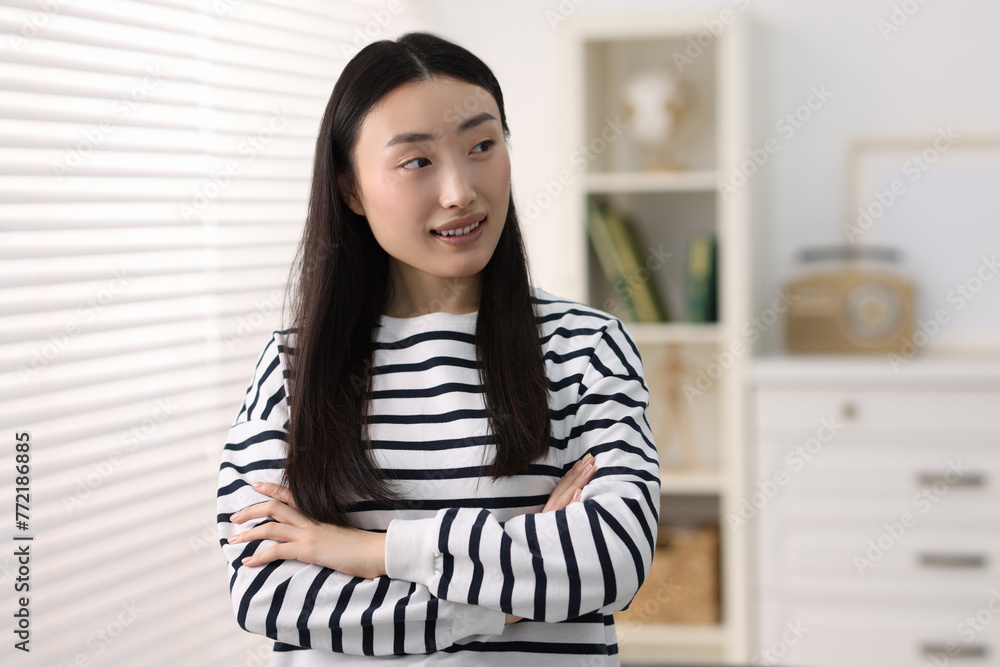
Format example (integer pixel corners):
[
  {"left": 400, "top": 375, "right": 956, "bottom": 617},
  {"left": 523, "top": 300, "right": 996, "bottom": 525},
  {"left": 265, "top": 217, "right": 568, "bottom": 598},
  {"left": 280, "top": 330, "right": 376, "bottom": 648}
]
[{"left": 784, "top": 246, "right": 916, "bottom": 354}]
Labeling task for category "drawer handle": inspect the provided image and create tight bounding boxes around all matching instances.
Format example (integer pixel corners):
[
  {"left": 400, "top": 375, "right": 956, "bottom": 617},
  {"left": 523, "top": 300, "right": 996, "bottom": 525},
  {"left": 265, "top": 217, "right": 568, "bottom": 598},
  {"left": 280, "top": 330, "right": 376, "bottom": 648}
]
[
  {"left": 921, "top": 643, "right": 988, "bottom": 659},
  {"left": 919, "top": 553, "right": 988, "bottom": 569},
  {"left": 917, "top": 472, "right": 986, "bottom": 488}
]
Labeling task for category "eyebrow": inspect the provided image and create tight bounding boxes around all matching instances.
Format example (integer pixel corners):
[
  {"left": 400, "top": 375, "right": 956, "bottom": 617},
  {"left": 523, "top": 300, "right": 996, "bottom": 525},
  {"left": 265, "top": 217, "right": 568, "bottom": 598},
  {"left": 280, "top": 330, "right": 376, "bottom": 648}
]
[{"left": 384, "top": 111, "right": 498, "bottom": 148}]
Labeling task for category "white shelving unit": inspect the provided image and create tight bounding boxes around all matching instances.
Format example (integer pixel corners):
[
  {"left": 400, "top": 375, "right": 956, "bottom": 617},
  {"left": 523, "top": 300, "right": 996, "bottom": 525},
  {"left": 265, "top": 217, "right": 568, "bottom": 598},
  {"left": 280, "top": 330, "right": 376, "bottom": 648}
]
[{"left": 559, "top": 12, "right": 750, "bottom": 664}]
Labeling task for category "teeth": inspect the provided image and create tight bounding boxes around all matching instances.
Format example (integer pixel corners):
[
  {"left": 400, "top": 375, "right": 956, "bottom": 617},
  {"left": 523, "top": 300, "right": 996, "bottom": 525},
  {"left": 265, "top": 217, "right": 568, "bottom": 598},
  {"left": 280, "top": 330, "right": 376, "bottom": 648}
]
[{"left": 436, "top": 219, "right": 482, "bottom": 237}]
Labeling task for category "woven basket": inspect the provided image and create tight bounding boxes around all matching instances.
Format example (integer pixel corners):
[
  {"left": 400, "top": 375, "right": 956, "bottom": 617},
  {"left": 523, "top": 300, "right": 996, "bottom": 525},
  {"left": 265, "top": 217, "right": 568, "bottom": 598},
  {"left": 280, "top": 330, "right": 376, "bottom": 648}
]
[{"left": 614, "top": 523, "right": 720, "bottom": 625}]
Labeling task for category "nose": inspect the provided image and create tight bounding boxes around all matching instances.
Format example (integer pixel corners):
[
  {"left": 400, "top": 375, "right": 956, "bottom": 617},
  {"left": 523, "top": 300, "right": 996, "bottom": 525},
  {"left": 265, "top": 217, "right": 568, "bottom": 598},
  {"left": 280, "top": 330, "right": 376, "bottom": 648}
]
[{"left": 438, "top": 161, "right": 476, "bottom": 210}]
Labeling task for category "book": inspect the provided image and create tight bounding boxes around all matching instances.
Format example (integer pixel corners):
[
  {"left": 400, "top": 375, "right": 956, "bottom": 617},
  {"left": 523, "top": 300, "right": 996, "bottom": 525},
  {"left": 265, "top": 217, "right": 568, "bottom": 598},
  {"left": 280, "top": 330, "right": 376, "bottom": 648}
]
[
  {"left": 587, "top": 201, "right": 668, "bottom": 322},
  {"left": 587, "top": 201, "right": 638, "bottom": 319},
  {"left": 685, "top": 234, "right": 717, "bottom": 322}
]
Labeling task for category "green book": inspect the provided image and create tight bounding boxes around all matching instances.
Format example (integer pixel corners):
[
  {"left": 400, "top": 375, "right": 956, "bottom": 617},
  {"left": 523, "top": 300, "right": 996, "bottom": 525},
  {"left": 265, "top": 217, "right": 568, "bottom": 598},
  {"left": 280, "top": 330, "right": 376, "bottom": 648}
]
[
  {"left": 685, "top": 234, "right": 717, "bottom": 323},
  {"left": 587, "top": 202, "right": 638, "bottom": 319},
  {"left": 602, "top": 205, "right": 668, "bottom": 322}
]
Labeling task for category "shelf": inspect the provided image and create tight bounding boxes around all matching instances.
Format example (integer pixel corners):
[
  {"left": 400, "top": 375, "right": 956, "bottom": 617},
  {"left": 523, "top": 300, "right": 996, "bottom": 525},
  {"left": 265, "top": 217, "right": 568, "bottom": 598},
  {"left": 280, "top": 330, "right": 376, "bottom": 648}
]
[
  {"left": 659, "top": 470, "right": 724, "bottom": 494},
  {"left": 627, "top": 322, "right": 721, "bottom": 345},
  {"left": 566, "top": 11, "right": 749, "bottom": 663},
  {"left": 585, "top": 170, "right": 718, "bottom": 193}
]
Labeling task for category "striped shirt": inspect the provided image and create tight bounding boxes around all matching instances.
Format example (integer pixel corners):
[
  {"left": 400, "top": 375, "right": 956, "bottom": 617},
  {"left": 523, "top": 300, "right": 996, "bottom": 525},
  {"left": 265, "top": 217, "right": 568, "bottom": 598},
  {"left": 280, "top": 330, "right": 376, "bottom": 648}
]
[{"left": 217, "top": 287, "right": 660, "bottom": 665}]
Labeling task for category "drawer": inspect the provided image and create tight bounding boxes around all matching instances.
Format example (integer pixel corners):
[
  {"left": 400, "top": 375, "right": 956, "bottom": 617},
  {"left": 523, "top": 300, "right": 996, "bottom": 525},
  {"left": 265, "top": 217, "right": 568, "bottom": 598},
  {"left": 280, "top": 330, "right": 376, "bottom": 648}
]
[
  {"left": 754, "top": 440, "right": 1000, "bottom": 501},
  {"left": 757, "top": 519, "right": 1000, "bottom": 599},
  {"left": 755, "top": 487, "right": 1000, "bottom": 528},
  {"left": 754, "top": 388, "right": 1000, "bottom": 431},
  {"left": 758, "top": 599, "right": 1000, "bottom": 667}
]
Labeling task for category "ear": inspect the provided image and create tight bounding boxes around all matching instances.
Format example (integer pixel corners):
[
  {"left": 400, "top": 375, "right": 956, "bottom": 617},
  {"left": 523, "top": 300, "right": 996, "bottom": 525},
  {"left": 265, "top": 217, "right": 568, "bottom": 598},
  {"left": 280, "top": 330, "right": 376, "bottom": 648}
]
[{"left": 336, "top": 173, "right": 365, "bottom": 216}]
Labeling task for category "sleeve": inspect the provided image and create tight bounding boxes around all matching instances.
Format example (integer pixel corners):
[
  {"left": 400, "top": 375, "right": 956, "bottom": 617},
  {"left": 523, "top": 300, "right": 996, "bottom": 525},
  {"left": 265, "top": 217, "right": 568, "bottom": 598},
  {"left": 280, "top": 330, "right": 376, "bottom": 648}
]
[
  {"left": 217, "top": 332, "right": 507, "bottom": 655},
  {"left": 383, "top": 318, "right": 661, "bottom": 622}
]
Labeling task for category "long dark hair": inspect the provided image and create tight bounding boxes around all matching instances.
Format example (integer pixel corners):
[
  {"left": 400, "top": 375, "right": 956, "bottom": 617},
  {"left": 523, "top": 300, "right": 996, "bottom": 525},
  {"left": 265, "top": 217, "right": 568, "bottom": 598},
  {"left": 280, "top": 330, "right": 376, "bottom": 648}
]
[{"left": 280, "top": 32, "right": 551, "bottom": 526}]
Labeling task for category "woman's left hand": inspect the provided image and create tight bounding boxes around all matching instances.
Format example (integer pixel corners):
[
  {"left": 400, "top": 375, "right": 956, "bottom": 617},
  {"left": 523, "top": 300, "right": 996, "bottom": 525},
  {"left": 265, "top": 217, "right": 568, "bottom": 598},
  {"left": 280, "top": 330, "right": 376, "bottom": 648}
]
[
  {"left": 505, "top": 451, "right": 596, "bottom": 624},
  {"left": 228, "top": 481, "right": 387, "bottom": 578}
]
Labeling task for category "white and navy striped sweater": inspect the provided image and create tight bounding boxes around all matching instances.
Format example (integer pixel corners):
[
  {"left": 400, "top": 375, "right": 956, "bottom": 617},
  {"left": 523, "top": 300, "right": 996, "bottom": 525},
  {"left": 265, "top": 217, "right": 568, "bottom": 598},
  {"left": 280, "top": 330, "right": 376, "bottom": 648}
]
[{"left": 217, "top": 287, "right": 660, "bottom": 665}]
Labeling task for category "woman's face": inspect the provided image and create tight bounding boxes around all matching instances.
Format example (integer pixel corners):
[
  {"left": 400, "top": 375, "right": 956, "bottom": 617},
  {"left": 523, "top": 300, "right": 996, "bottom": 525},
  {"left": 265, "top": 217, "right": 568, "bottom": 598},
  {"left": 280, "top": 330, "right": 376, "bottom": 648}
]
[{"left": 342, "top": 76, "right": 511, "bottom": 290}]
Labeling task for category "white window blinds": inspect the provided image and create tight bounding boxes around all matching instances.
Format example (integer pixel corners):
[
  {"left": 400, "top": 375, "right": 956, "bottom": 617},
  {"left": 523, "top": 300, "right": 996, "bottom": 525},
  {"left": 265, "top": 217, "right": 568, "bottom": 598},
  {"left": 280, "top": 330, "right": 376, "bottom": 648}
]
[{"left": 0, "top": 1, "right": 421, "bottom": 664}]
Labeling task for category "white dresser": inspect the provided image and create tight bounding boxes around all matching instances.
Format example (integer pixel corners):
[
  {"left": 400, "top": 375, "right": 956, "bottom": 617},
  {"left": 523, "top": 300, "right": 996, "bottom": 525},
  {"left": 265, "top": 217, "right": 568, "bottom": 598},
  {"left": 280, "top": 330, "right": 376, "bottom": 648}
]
[{"left": 750, "top": 357, "right": 1000, "bottom": 667}]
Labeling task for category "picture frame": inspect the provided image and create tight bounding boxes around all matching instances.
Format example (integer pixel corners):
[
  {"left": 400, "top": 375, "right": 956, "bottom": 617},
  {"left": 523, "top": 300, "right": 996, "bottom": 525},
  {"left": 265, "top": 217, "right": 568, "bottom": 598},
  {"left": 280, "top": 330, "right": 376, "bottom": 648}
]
[{"left": 845, "top": 133, "right": 1000, "bottom": 352}]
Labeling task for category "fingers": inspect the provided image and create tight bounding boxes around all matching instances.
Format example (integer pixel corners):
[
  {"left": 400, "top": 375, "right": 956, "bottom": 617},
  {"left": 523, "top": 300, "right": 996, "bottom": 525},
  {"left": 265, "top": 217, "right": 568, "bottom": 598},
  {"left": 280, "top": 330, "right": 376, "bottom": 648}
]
[
  {"left": 228, "top": 519, "right": 313, "bottom": 568},
  {"left": 564, "top": 453, "right": 593, "bottom": 485},
  {"left": 234, "top": 523, "right": 385, "bottom": 576},
  {"left": 545, "top": 457, "right": 594, "bottom": 512},
  {"left": 229, "top": 498, "right": 307, "bottom": 528},
  {"left": 252, "top": 480, "right": 299, "bottom": 509},
  {"left": 228, "top": 520, "right": 301, "bottom": 547},
  {"left": 543, "top": 476, "right": 588, "bottom": 513},
  {"left": 542, "top": 454, "right": 596, "bottom": 513},
  {"left": 545, "top": 470, "right": 583, "bottom": 510},
  {"left": 227, "top": 490, "right": 314, "bottom": 568},
  {"left": 550, "top": 453, "right": 593, "bottom": 497},
  {"left": 542, "top": 483, "right": 570, "bottom": 513},
  {"left": 240, "top": 541, "right": 292, "bottom": 567}
]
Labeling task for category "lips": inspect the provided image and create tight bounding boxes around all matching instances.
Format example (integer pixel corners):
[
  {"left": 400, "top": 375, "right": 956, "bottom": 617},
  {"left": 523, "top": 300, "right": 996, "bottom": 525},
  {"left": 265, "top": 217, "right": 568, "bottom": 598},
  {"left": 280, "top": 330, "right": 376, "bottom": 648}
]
[
  {"left": 431, "top": 213, "right": 486, "bottom": 237},
  {"left": 430, "top": 216, "right": 487, "bottom": 246},
  {"left": 431, "top": 217, "right": 484, "bottom": 237}
]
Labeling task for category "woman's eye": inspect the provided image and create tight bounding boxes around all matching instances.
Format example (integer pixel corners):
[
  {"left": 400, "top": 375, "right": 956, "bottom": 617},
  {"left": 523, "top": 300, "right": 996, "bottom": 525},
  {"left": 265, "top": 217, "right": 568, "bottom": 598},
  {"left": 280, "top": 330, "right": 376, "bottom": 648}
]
[
  {"left": 472, "top": 139, "right": 495, "bottom": 154},
  {"left": 402, "top": 157, "right": 430, "bottom": 170}
]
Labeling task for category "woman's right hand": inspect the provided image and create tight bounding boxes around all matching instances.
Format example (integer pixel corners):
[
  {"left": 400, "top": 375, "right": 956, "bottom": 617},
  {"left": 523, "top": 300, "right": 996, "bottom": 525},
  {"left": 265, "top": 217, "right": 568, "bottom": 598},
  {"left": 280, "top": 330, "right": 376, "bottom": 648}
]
[{"left": 505, "top": 452, "right": 597, "bottom": 624}]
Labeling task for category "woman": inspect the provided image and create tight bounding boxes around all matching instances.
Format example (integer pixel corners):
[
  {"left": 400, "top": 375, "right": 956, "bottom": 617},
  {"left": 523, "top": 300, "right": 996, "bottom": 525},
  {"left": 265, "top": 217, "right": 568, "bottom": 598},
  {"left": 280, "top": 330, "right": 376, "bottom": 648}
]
[{"left": 217, "top": 31, "right": 660, "bottom": 665}]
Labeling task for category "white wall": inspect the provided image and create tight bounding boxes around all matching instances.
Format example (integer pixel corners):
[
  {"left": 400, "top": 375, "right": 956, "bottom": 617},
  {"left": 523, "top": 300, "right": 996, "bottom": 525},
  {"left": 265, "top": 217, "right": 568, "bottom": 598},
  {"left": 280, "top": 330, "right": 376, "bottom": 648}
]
[{"left": 412, "top": 0, "right": 1000, "bottom": 353}]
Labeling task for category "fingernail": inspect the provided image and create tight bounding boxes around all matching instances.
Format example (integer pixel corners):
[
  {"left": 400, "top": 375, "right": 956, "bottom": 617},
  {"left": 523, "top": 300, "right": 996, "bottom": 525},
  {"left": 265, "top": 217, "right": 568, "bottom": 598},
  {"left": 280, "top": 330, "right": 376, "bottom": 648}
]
[
  {"left": 252, "top": 481, "right": 263, "bottom": 488},
  {"left": 241, "top": 557, "right": 252, "bottom": 566},
  {"left": 573, "top": 489, "right": 582, "bottom": 501},
  {"left": 228, "top": 535, "right": 238, "bottom": 543},
  {"left": 230, "top": 511, "right": 241, "bottom": 521}
]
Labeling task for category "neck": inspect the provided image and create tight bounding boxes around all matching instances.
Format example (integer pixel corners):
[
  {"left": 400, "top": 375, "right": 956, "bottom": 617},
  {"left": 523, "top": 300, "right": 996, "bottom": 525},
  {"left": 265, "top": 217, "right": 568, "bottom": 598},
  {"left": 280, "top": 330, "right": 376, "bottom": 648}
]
[{"left": 383, "top": 261, "right": 481, "bottom": 318}]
